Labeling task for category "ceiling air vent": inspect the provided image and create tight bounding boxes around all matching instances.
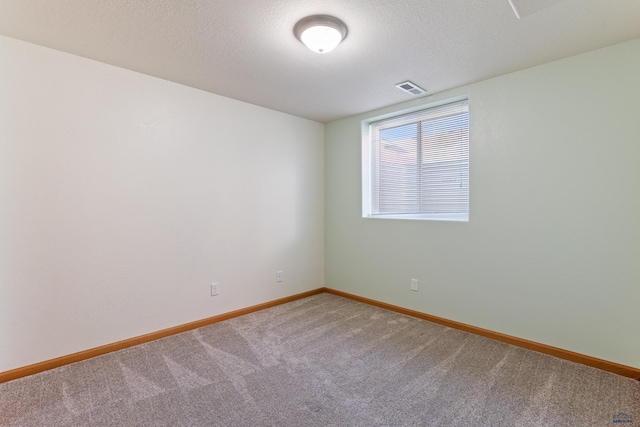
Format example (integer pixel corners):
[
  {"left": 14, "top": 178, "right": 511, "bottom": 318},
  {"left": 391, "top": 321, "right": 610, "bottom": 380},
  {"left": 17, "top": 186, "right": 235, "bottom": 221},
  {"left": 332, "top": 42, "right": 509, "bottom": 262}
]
[{"left": 395, "top": 81, "right": 426, "bottom": 96}]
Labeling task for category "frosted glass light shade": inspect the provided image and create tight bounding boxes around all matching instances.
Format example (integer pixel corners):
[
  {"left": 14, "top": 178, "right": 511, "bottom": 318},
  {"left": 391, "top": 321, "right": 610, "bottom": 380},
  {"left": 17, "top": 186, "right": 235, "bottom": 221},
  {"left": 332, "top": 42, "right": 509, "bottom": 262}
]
[
  {"left": 300, "top": 26, "right": 342, "bottom": 53},
  {"left": 294, "top": 15, "right": 348, "bottom": 53}
]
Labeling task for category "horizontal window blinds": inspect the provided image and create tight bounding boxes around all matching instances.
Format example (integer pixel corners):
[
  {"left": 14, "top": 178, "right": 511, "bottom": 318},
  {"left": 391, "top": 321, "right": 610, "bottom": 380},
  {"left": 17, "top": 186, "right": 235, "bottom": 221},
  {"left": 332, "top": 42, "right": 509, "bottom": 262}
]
[{"left": 369, "top": 99, "right": 469, "bottom": 219}]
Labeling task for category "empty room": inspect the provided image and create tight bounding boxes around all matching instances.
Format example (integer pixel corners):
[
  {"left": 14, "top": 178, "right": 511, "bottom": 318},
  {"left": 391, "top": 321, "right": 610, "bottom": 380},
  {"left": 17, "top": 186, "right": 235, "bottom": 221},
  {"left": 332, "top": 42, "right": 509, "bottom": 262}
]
[{"left": 1, "top": 0, "right": 639, "bottom": 426}]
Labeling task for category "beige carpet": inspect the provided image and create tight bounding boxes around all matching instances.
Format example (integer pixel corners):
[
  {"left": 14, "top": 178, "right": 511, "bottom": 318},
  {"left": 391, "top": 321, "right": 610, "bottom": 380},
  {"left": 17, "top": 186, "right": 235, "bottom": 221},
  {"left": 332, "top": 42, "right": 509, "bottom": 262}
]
[{"left": 1, "top": 293, "right": 638, "bottom": 426}]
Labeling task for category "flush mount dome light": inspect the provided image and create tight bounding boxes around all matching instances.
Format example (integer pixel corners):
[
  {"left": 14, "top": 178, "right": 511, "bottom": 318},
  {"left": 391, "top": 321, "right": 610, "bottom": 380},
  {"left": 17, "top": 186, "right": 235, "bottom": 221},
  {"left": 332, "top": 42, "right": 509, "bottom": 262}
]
[{"left": 294, "top": 15, "right": 348, "bottom": 53}]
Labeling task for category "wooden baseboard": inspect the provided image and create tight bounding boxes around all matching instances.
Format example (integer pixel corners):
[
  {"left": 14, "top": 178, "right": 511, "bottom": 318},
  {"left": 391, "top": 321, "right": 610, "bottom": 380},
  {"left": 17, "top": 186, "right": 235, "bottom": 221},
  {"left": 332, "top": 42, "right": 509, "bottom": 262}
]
[
  {"left": 3, "top": 286, "right": 638, "bottom": 383},
  {"left": 0, "top": 288, "right": 324, "bottom": 384},
  {"left": 322, "top": 287, "right": 640, "bottom": 380}
]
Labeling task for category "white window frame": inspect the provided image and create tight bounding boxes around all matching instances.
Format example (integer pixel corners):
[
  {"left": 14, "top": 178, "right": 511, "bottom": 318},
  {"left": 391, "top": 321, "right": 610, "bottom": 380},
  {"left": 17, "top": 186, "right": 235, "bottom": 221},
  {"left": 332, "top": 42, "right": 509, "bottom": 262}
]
[{"left": 362, "top": 97, "right": 470, "bottom": 221}]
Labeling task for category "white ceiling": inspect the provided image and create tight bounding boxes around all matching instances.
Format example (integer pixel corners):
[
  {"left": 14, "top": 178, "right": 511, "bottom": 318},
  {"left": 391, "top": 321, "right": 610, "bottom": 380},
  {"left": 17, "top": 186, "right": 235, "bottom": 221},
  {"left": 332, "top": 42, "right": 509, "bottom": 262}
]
[{"left": 1, "top": 0, "right": 639, "bottom": 123}]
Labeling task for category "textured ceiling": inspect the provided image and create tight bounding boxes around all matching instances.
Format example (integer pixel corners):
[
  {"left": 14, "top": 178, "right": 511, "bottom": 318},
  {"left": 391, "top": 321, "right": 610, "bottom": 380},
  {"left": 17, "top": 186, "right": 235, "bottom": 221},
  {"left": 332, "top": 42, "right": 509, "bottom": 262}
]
[{"left": 1, "top": 0, "right": 640, "bottom": 123}]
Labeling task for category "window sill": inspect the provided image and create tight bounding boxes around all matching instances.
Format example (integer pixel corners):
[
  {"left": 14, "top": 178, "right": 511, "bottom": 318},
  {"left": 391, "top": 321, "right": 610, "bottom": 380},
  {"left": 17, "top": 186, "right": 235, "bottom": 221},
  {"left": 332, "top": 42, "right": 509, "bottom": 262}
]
[{"left": 363, "top": 213, "right": 468, "bottom": 222}]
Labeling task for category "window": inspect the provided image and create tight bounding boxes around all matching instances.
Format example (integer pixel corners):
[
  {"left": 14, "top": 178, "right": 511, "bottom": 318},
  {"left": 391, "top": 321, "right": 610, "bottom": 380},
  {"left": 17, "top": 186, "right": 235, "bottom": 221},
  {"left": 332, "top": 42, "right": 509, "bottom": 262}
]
[{"left": 363, "top": 98, "right": 469, "bottom": 221}]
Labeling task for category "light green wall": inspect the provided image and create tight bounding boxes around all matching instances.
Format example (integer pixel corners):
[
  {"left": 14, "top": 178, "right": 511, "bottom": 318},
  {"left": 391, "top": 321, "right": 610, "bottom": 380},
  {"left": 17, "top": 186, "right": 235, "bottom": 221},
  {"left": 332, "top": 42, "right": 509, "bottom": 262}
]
[{"left": 325, "top": 38, "right": 640, "bottom": 368}]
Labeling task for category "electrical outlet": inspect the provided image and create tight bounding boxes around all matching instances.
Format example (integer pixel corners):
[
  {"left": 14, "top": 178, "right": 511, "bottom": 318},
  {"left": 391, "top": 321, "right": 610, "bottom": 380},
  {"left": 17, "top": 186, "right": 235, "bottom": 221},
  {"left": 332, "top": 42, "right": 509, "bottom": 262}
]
[
  {"left": 276, "top": 271, "right": 283, "bottom": 283},
  {"left": 211, "top": 283, "right": 219, "bottom": 296},
  {"left": 411, "top": 279, "right": 418, "bottom": 292}
]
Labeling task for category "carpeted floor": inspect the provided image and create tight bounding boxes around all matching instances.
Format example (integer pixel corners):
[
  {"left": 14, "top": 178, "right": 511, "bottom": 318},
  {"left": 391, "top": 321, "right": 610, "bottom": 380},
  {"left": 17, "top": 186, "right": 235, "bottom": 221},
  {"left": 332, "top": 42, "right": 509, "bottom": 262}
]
[{"left": 1, "top": 293, "right": 638, "bottom": 426}]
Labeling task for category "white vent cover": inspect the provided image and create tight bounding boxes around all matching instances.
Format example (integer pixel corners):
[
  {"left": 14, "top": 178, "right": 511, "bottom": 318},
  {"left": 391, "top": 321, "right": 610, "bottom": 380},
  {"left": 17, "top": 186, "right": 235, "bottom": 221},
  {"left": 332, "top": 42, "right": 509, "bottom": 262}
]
[{"left": 395, "top": 81, "right": 426, "bottom": 96}]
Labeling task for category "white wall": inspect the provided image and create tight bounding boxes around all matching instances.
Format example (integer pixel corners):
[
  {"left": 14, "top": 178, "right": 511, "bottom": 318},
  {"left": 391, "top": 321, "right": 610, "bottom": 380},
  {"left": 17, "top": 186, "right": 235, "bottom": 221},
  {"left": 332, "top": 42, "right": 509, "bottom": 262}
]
[
  {"left": 325, "top": 38, "right": 640, "bottom": 368},
  {"left": 0, "top": 35, "right": 324, "bottom": 373}
]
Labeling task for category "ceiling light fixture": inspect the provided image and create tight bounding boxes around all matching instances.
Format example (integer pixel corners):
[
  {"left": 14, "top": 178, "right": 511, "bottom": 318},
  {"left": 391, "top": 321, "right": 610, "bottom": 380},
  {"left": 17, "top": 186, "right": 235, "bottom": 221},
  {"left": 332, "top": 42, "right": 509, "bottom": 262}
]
[{"left": 294, "top": 15, "right": 348, "bottom": 53}]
